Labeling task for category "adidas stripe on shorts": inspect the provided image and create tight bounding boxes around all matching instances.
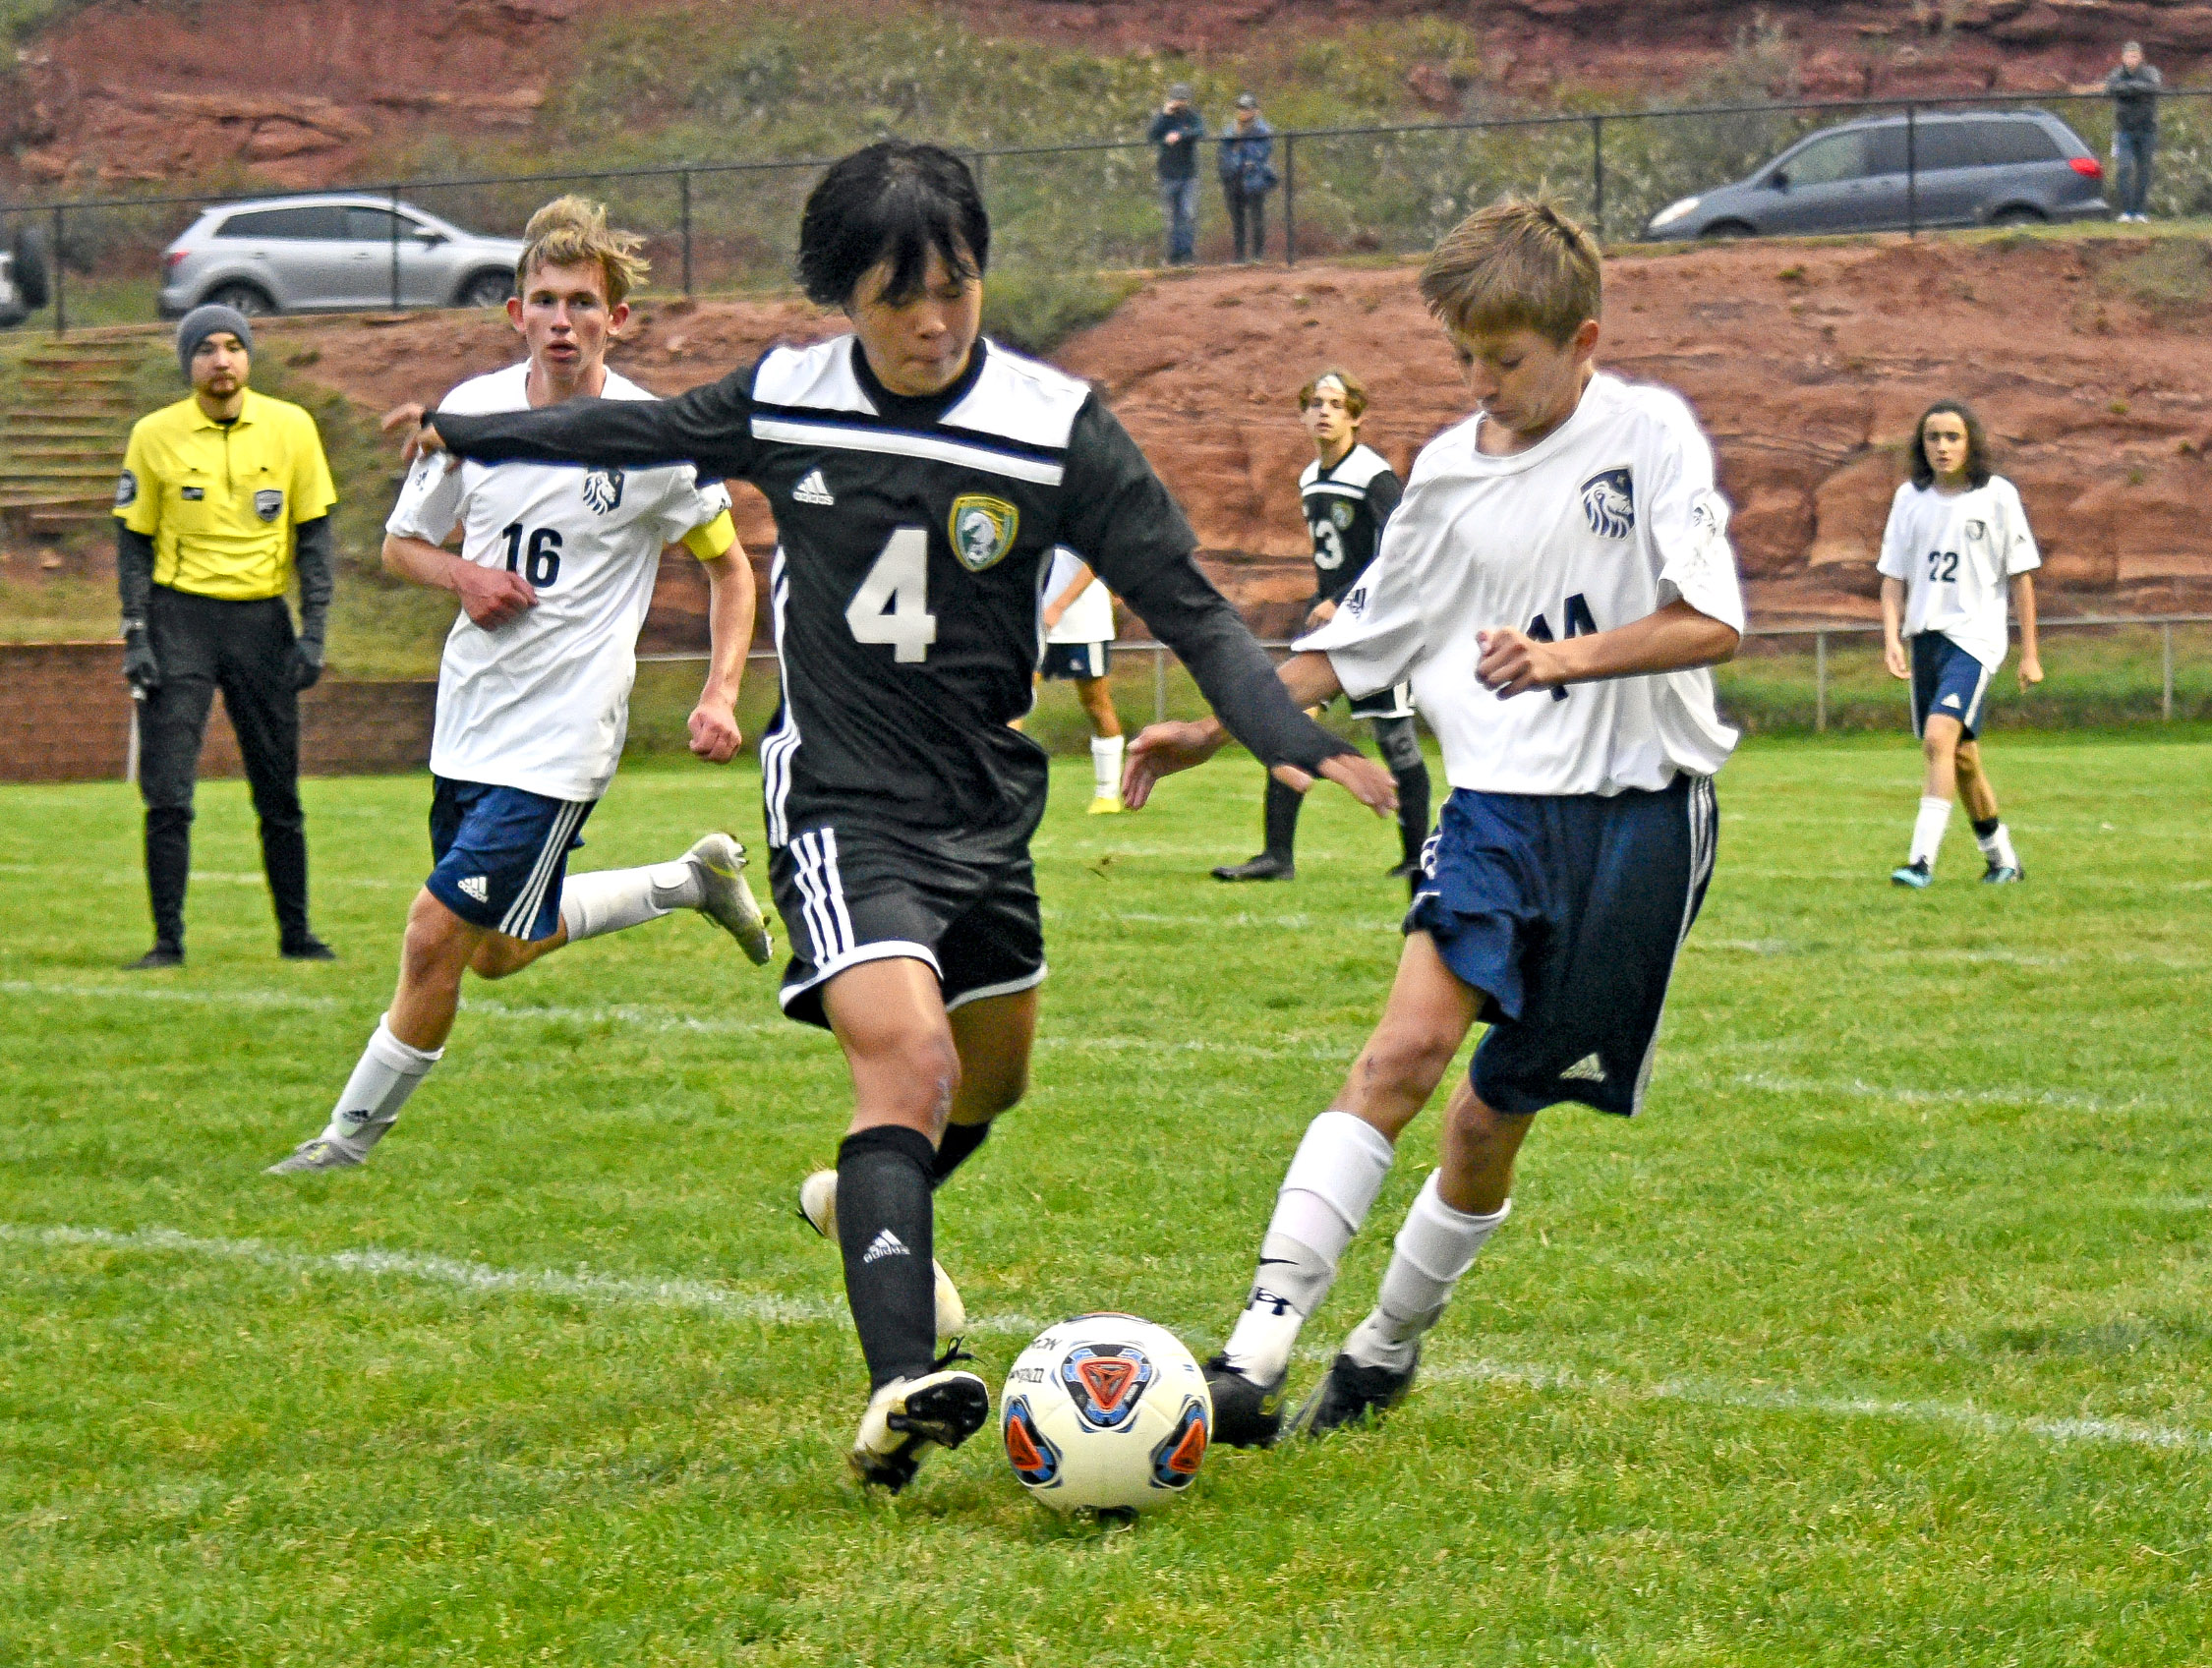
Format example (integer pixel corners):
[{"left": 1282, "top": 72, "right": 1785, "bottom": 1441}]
[
  {"left": 425, "top": 776, "right": 596, "bottom": 943},
  {"left": 1908, "top": 631, "right": 1994, "bottom": 740},
  {"left": 1407, "top": 775, "right": 1717, "bottom": 1118},
  {"left": 768, "top": 814, "right": 1046, "bottom": 1029}
]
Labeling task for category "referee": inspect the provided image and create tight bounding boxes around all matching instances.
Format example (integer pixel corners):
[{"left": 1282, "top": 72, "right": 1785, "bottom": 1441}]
[{"left": 114, "top": 304, "right": 339, "bottom": 969}]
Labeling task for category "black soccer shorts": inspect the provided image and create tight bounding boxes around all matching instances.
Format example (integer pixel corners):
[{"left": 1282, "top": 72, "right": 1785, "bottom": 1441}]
[{"left": 768, "top": 816, "right": 1047, "bottom": 1029}]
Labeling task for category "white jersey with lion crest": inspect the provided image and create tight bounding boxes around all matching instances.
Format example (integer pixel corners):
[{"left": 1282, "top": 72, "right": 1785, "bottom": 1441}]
[
  {"left": 1299, "top": 371, "right": 1745, "bottom": 797},
  {"left": 387, "top": 364, "right": 732, "bottom": 803}
]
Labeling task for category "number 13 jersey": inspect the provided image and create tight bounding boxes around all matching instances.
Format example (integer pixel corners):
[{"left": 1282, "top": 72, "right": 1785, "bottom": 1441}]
[
  {"left": 387, "top": 364, "right": 733, "bottom": 803},
  {"left": 1300, "top": 372, "right": 1747, "bottom": 797}
]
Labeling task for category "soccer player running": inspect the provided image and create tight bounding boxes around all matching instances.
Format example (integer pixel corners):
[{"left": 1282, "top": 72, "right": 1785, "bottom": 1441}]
[
  {"left": 265, "top": 198, "right": 772, "bottom": 1176},
  {"left": 1127, "top": 199, "right": 1744, "bottom": 1443},
  {"left": 1213, "top": 369, "right": 1430, "bottom": 886},
  {"left": 1034, "top": 548, "right": 1128, "bottom": 814},
  {"left": 406, "top": 144, "right": 1393, "bottom": 1490},
  {"left": 1880, "top": 400, "right": 2041, "bottom": 889}
]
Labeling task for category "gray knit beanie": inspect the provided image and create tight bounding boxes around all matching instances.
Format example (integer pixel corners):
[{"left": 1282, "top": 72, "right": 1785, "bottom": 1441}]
[{"left": 177, "top": 304, "right": 254, "bottom": 377}]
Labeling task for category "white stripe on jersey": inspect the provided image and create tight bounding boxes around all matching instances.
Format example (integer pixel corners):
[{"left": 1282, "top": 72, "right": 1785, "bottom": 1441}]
[
  {"left": 750, "top": 335, "right": 1089, "bottom": 453},
  {"left": 748, "top": 416, "right": 1066, "bottom": 487},
  {"left": 759, "top": 553, "right": 799, "bottom": 848}
]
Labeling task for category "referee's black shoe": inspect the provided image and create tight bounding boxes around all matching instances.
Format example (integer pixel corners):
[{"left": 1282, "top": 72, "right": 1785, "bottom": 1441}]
[
  {"left": 124, "top": 941, "right": 183, "bottom": 971},
  {"left": 1211, "top": 853, "right": 1294, "bottom": 883},
  {"left": 280, "top": 933, "right": 338, "bottom": 962}
]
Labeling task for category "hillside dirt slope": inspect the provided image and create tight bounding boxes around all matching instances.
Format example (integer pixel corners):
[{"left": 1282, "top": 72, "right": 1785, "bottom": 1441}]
[
  {"left": 9, "top": 0, "right": 2200, "bottom": 192},
  {"left": 264, "top": 232, "right": 2212, "bottom": 649}
]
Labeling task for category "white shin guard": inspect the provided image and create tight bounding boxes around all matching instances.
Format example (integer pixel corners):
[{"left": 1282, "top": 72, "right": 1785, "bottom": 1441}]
[
  {"left": 557, "top": 860, "right": 700, "bottom": 944},
  {"left": 1090, "top": 735, "right": 1126, "bottom": 799},
  {"left": 322, "top": 1017, "right": 442, "bottom": 1146},
  {"left": 1343, "top": 1174, "right": 1510, "bottom": 1372}
]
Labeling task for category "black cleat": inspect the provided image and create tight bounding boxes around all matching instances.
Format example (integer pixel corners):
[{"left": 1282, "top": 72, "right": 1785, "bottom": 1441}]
[
  {"left": 1203, "top": 1352, "right": 1287, "bottom": 1448},
  {"left": 849, "top": 1363, "right": 992, "bottom": 1493},
  {"left": 1211, "top": 853, "right": 1294, "bottom": 883},
  {"left": 1294, "top": 1349, "right": 1420, "bottom": 1439},
  {"left": 124, "top": 942, "right": 183, "bottom": 970},
  {"left": 1981, "top": 863, "right": 2024, "bottom": 885},
  {"left": 280, "top": 934, "right": 338, "bottom": 961}
]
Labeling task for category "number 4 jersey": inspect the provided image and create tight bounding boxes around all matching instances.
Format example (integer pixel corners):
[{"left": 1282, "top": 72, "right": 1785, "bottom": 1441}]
[
  {"left": 1300, "top": 372, "right": 1746, "bottom": 797},
  {"left": 387, "top": 364, "right": 734, "bottom": 803},
  {"left": 1874, "top": 475, "right": 2040, "bottom": 672}
]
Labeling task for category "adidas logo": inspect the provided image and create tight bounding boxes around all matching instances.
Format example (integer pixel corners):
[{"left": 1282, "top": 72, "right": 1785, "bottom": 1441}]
[
  {"left": 457, "top": 875, "right": 490, "bottom": 903},
  {"left": 792, "top": 469, "right": 835, "bottom": 506},
  {"left": 861, "top": 1228, "right": 910, "bottom": 1264},
  {"left": 1560, "top": 1053, "right": 1607, "bottom": 1083},
  {"left": 1940, "top": 693, "right": 1962, "bottom": 709}
]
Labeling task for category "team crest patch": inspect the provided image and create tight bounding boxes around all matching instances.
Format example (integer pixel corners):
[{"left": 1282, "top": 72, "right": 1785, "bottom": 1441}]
[
  {"left": 1330, "top": 500, "right": 1354, "bottom": 530},
  {"left": 253, "top": 489, "right": 284, "bottom": 523},
  {"left": 949, "top": 493, "right": 1019, "bottom": 572},
  {"left": 1963, "top": 519, "right": 1987, "bottom": 543},
  {"left": 1580, "top": 467, "right": 1635, "bottom": 538},
  {"left": 113, "top": 470, "right": 137, "bottom": 508},
  {"left": 581, "top": 468, "right": 625, "bottom": 514},
  {"left": 1060, "top": 1343, "right": 1155, "bottom": 1430}
]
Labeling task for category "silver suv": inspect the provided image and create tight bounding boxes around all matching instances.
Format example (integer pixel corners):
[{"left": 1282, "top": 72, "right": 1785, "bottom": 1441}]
[{"left": 159, "top": 195, "right": 526, "bottom": 317}]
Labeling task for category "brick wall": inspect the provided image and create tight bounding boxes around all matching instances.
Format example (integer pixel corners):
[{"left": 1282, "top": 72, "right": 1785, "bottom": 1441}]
[{"left": 0, "top": 642, "right": 436, "bottom": 784}]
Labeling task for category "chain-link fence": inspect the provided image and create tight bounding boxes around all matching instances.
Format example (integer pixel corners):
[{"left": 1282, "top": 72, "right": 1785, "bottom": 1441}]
[{"left": 14, "top": 87, "right": 2212, "bottom": 333}]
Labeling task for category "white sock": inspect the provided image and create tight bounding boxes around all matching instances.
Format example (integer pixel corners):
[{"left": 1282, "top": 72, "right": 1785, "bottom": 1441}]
[
  {"left": 1343, "top": 1174, "right": 1510, "bottom": 1372},
  {"left": 320, "top": 1016, "right": 441, "bottom": 1148},
  {"left": 1221, "top": 1110, "right": 1395, "bottom": 1384},
  {"left": 1908, "top": 796, "right": 1953, "bottom": 869},
  {"left": 1091, "top": 734, "right": 1125, "bottom": 799},
  {"left": 557, "top": 859, "right": 700, "bottom": 943},
  {"left": 1974, "top": 820, "right": 2018, "bottom": 870}
]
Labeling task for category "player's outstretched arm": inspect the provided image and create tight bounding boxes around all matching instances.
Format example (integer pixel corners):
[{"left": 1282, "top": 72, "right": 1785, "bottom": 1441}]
[
  {"left": 1477, "top": 598, "right": 1739, "bottom": 699},
  {"left": 388, "top": 369, "right": 756, "bottom": 479},
  {"left": 1123, "top": 650, "right": 1386, "bottom": 810}
]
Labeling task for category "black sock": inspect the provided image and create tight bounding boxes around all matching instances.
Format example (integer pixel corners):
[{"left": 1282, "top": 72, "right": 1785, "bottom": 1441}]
[
  {"left": 1971, "top": 816, "right": 2001, "bottom": 839},
  {"left": 1394, "top": 760, "right": 1431, "bottom": 867},
  {"left": 1262, "top": 775, "right": 1303, "bottom": 861},
  {"left": 836, "top": 1125, "right": 940, "bottom": 1389},
  {"left": 931, "top": 1120, "right": 991, "bottom": 1188},
  {"left": 145, "top": 807, "right": 192, "bottom": 948}
]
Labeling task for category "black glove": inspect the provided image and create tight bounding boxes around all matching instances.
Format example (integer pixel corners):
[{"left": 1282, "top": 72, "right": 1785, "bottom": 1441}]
[
  {"left": 122, "top": 627, "right": 160, "bottom": 696},
  {"left": 291, "top": 638, "right": 324, "bottom": 692}
]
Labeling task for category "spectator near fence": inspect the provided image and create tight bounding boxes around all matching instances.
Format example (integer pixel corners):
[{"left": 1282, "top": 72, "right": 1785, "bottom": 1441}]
[
  {"left": 2082, "top": 41, "right": 2163, "bottom": 222},
  {"left": 1219, "top": 93, "right": 1279, "bottom": 263},
  {"left": 1148, "top": 85, "right": 1207, "bottom": 267},
  {"left": 114, "top": 304, "right": 339, "bottom": 970}
]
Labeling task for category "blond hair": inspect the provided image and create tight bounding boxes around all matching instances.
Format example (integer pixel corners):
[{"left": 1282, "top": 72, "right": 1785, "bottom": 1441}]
[
  {"left": 514, "top": 195, "right": 649, "bottom": 306},
  {"left": 1418, "top": 197, "right": 1601, "bottom": 345},
  {"left": 1298, "top": 367, "right": 1369, "bottom": 421}
]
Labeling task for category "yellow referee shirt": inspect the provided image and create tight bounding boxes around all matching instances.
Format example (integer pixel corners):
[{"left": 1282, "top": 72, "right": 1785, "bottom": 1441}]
[{"left": 114, "top": 389, "right": 339, "bottom": 602}]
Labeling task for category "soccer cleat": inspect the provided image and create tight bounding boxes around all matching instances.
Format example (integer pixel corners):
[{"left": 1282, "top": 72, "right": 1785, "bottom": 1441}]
[
  {"left": 264, "top": 1130, "right": 374, "bottom": 1174},
  {"left": 1981, "top": 863, "right": 2024, "bottom": 885},
  {"left": 1294, "top": 1349, "right": 1421, "bottom": 1439},
  {"left": 1203, "top": 1352, "right": 1287, "bottom": 1449},
  {"left": 281, "top": 933, "right": 338, "bottom": 961},
  {"left": 1085, "top": 794, "right": 1125, "bottom": 816},
  {"left": 798, "top": 1169, "right": 967, "bottom": 1339},
  {"left": 124, "top": 942, "right": 183, "bottom": 970},
  {"left": 1211, "top": 853, "right": 1295, "bottom": 883},
  {"left": 1890, "top": 859, "right": 1934, "bottom": 890},
  {"left": 849, "top": 1361, "right": 992, "bottom": 1492},
  {"left": 686, "top": 833, "right": 774, "bottom": 965}
]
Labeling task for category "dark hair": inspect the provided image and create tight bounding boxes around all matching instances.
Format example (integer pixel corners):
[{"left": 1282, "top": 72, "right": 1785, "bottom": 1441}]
[
  {"left": 796, "top": 141, "right": 989, "bottom": 310},
  {"left": 1910, "top": 399, "right": 1992, "bottom": 489}
]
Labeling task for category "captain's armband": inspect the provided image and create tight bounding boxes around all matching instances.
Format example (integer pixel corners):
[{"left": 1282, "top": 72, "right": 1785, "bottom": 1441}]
[{"left": 682, "top": 509, "right": 738, "bottom": 561}]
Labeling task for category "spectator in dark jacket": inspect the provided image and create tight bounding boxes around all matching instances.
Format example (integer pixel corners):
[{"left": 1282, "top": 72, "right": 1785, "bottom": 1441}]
[
  {"left": 2093, "top": 41, "right": 2163, "bottom": 221},
  {"left": 1219, "top": 92, "right": 1277, "bottom": 262},
  {"left": 1148, "top": 85, "right": 1207, "bottom": 266}
]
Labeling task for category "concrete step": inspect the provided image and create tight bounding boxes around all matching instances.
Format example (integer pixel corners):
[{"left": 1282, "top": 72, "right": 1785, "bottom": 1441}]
[
  {"left": 3, "top": 402, "right": 139, "bottom": 423},
  {"left": 0, "top": 421, "right": 121, "bottom": 440},
  {"left": 0, "top": 464, "right": 123, "bottom": 486},
  {"left": 3, "top": 444, "right": 122, "bottom": 464}
]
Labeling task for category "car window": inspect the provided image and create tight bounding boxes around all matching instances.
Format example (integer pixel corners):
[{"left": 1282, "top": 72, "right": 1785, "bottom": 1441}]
[
  {"left": 1912, "top": 122, "right": 1978, "bottom": 171},
  {"left": 214, "top": 206, "right": 347, "bottom": 240},
  {"left": 1863, "top": 127, "right": 1909, "bottom": 175},
  {"left": 1972, "top": 120, "right": 2065, "bottom": 166},
  {"left": 344, "top": 206, "right": 407, "bottom": 243},
  {"left": 1780, "top": 132, "right": 1867, "bottom": 187}
]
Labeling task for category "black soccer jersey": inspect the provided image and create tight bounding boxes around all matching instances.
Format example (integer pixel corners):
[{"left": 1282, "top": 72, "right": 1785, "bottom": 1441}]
[
  {"left": 1300, "top": 442, "right": 1402, "bottom": 608},
  {"left": 434, "top": 336, "right": 1348, "bottom": 840}
]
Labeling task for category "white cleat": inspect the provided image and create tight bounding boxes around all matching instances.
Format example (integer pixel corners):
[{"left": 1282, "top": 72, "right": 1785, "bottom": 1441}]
[
  {"left": 799, "top": 1168, "right": 967, "bottom": 1340},
  {"left": 264, "top": 1114, "right": 397, "bottom": 1175},
  {"left": 849, "top": 1365, "right": 991, "bottom": 1492},
  {"left": 686, "top": 832, "right": 774, "bottom": 966}
]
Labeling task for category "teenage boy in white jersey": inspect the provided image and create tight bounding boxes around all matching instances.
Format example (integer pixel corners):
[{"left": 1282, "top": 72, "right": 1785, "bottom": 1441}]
[
  {"left": 1126, "top": 199, "right": 1743, "bottom": 1442},
  {"left": 265, "top": 198, "right": 771, "bottom": 1175},
  {"left": 1877, "top": 400, "right": 2042, "bottom": 889},
  {"left": 1036, "top": 546, "right": 1127, "bottom": 813}
]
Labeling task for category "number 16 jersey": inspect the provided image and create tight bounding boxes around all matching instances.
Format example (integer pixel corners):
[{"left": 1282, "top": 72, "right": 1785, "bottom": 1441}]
[{"left": 387, "top": 364, "right": 732, "bottom": 804}]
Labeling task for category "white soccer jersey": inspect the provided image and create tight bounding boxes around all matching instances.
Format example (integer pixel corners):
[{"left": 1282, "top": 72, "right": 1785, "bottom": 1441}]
[
  {"left": 386, "top": 364, "right": 732, "bottom": 802},
  {"left": 1042, "top": 546, "right": 1115, "bottom": 644},
  {"left": 1299, "top": 372, "right": 1745, "bottom": 797},
  {"left": 1874, "top": 476, "right": 2040, "bottom": 671}
]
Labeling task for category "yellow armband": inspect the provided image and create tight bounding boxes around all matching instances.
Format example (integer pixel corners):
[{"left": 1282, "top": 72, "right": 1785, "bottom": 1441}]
[{"left": 681, "top": 509, "right": 738, "bottom": 561}]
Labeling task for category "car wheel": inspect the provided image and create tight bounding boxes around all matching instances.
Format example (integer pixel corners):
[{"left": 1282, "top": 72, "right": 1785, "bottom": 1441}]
[
  {"left": 204, "top": 281, "right": 276, "bottom": 316},
  {"left": 11, "top": 226, "right": 50, "bottom": 311},
  {"left": 457, "top": 270, "right": 513, "bottom": 310},
  {"left": 1989, "top": 206, "right": 2046, "bottom": 228},
  {"left": 1703, "top": 220, "right": 1757, "bottom": 240}
]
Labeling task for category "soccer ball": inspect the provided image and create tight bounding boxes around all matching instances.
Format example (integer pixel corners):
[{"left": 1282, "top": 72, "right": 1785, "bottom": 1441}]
[{"left": 1001, "top": 1312, "right": 1212, "bottom": 1514}]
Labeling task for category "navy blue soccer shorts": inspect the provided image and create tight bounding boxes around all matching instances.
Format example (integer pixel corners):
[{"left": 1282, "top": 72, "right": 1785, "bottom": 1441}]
[
  {"left": 1039, "top": 641, "right": 1111, "bottom": 681},
  {"left": 1406, "top": 775, "right": 1718, "bottom": 1118},
  {"left": 1909, "top": 632, "right": 1993, "bottom": 740},
  {"left": 425, "top": 776, "right": 595, "bottom": 943}
]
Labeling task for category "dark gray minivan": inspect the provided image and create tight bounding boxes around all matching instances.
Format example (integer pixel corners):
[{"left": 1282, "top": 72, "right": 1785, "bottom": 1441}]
[{"left": 1645, "top": 109, "right": 2109, "bottom": 241}]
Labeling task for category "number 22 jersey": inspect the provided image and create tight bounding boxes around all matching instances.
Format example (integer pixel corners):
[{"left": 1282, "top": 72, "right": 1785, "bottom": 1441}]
[
  {"left": 1874, "top": 476, "right": 2040, "bottom": 671},
  {"left": 386, "top": 363, "right": 733, "bottom": 803}
]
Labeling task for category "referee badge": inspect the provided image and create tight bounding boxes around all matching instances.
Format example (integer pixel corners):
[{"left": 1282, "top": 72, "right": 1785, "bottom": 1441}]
[
  {"left": 114, "top": 470, "right": 138, "bottom": 508},
  {"left": 254, "top": 489, "right": 284, "bottom": 523},
  {"left": 949, "top": 493, "right": 1019, "bottom": 572}
]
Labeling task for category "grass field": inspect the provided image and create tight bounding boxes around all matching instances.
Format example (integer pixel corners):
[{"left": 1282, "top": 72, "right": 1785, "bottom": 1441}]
[{"left": 3, "top": 733, "right": 2209, "bottom": 1665}]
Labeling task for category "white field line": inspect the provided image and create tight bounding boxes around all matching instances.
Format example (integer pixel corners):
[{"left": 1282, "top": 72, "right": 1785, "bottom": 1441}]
[
  {"left": 1732, "top": 1070, "right": 2155, "bottom": 1115},
  {"left": 6, "top": 1221, "right": 2199, "bottom": 1456}
]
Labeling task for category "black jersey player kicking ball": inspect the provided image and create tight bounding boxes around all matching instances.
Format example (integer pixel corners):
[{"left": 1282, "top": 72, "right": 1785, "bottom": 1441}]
[{"left": 408, "top": 142, "right": 1395, "bottom": 1493}]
